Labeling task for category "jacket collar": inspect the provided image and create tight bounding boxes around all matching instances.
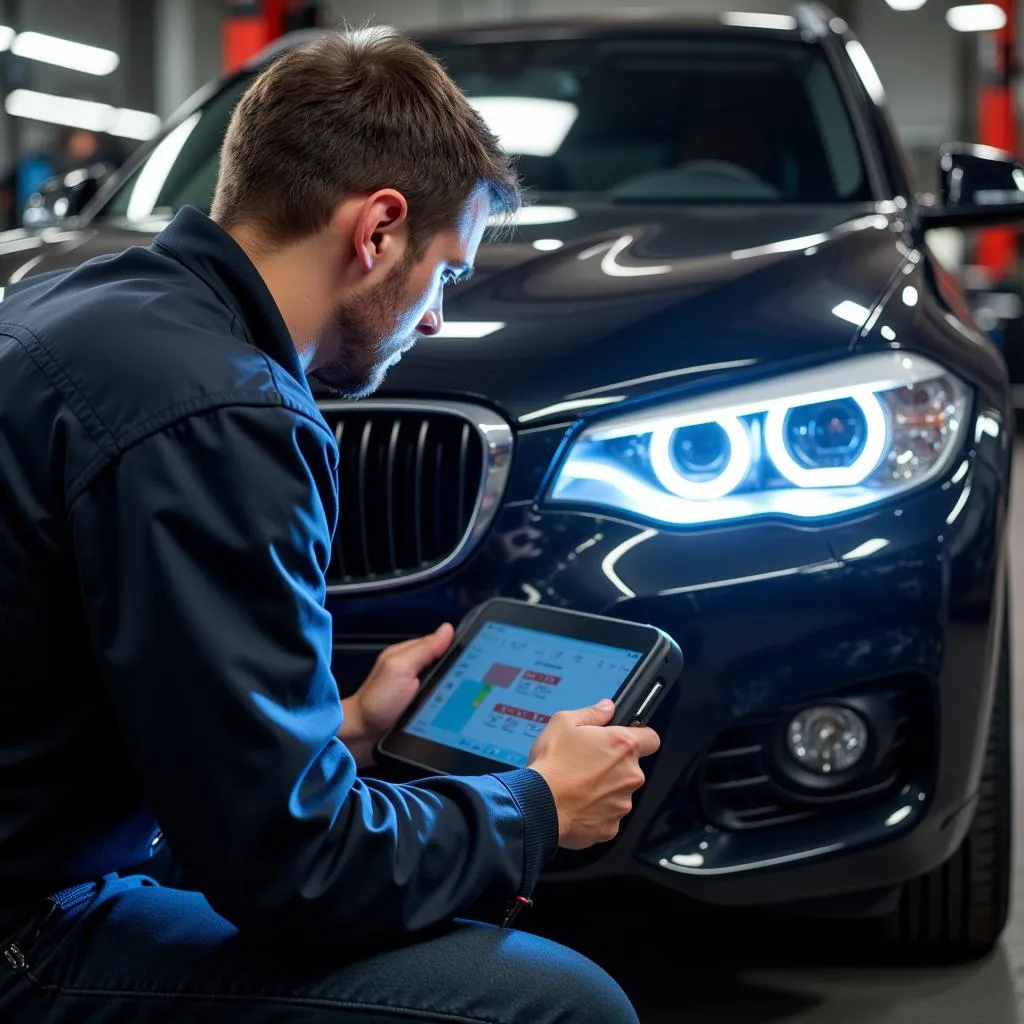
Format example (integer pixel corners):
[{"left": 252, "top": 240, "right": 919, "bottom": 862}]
[{"left": 152, "top": 206, "right": 308, "bottom": 387}]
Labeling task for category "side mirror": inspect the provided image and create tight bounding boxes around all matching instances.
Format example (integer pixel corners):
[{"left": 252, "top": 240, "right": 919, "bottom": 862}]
[
  {"left": 918, "top": 144, "right": 1024, "bottom": 229},
  {"left": 22, "top": 163, "right": 112, "bottom": 229}
]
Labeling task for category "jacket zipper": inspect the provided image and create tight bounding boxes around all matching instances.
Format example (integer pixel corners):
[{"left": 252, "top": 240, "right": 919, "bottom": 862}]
[{"left": 3, "top": 943, "right": 26, "bottom": 973}]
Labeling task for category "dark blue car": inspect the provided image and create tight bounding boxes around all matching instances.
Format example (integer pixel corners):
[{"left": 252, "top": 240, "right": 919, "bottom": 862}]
[{"left": 4, "top": 5, "right": 1017, "bottom": 959}]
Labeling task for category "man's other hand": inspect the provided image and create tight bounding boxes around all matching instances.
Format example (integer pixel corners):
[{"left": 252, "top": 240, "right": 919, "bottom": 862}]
[{"left": 339, "top": 624, "right": 454, "bottom": 767}]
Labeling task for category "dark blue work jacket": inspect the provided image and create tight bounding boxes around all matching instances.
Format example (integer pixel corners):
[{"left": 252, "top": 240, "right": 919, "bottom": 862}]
[{"left": 0, "top": 206, "right": 557, "bottom": 945}]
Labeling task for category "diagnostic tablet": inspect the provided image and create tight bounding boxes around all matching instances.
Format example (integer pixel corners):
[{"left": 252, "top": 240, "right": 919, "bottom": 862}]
[{"left": 376, "top": 598, "right": 682, "bottom": 776}]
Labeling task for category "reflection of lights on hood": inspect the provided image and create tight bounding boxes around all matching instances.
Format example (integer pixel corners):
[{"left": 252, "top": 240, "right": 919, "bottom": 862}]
[
  {"left": 720, "top": 12, "right": 797, "bottom": 29},
  {"left": 950, "top": 459, "right": 970, "bottom": 484},
  {"left": 519, "top": 396, "right": 623, "bottom": 423},
  {"left": 492, "top": 205, "right": 577, "bottom": 227},
  {"left": 845, "top": 40, "right": 886, "bottom": 103},
  {"left": 127, "top": 113, "right": 201, "bottom": 220},
  {"left": 469, "top": 97, "right": 578, "bottom": 157},
  {"left": 842, "top": 537, "right": 890, "bottom": 560},
  {"left": 532, "top": 238, "right": 564, "bottom": 252},
  {"left": 975, "top": 414, "right": 1000, "bottom": 441},
  {"left": 832, "top": 300, "right": 871, "bottom": 326},
  {"left": 433, "top": 321, "right": 505, "bottom": 339},
  {"left": 731, "top": 232, "right": 829, "bottom": 259},
  {"left": 600, "top": 529, "right": 657, "bottom": 599},
  {"left": 946, "top": 483, "right": 971, "bottom": 525},
  {"left": 886, "top": 0, "right": 927, "bottom": 9},
  {"left": 902, "top": 285, "right": 919, "bottom": 306},
  {"left": 881, "top": 325, "right": 897, "bottom": 341},
  {"left": 579, "top": 235, "right": 671, "bottom": 278},
  {"left": 885, "top": 805, "right": 913, "bottom": 827},
  {"left": 947, "top": 3, "right": 1007, "bottom": 31}
]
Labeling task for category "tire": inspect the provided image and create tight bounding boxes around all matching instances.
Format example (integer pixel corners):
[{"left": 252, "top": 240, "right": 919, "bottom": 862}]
[{"left": 878, "top": 604, "right": 1013, "bottom": 960}]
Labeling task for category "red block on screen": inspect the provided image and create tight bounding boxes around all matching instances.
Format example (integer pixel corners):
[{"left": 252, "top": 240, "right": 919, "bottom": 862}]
[{"left": 483, "top": 663, "right": 520, "bottom": 687}]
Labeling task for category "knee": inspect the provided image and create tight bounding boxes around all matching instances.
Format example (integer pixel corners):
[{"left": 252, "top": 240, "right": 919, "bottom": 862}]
[{"left": 491, "top": 929, "right": 639, "bottom": 1024}]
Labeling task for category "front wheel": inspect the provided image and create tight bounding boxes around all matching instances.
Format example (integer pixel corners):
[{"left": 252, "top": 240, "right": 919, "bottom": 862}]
[{"left": 878, "top": 607, "right": 1013, "bottom": 960}]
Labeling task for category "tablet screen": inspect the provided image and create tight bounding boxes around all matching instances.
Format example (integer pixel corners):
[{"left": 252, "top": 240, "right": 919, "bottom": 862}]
[{"left": 401, "top": 621, "right": 643, "bottom": 767}]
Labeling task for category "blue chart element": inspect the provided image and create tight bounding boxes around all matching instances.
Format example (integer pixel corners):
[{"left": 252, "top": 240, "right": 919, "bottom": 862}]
[{"left": 432, "top": 679, "right": 485, "bottom": 733}]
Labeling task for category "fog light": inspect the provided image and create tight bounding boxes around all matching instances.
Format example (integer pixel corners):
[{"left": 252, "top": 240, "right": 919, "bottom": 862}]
[{"left": 787, "top": 706, "right": 868, "bottom": 775}]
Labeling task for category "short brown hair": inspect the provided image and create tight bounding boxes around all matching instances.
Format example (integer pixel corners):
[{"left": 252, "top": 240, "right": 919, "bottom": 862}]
[{"left": 211, "top": 31, "right": 520, "bottom": 252}]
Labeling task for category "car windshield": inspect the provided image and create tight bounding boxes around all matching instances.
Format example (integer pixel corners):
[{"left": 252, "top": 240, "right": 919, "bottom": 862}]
[{"left": 99, "top": 33, "right": 870, "bottom": 224}]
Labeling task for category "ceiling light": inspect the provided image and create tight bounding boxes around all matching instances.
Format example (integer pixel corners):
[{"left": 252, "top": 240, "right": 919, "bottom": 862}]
[
  {"left": 533, "top": 238, "right": 564, "bottom": 252},
  {"left": 885, "top": 0, "right": 927, "bottom": 9},
  {"left": 11, "top": 31, "right": 119, "bottom": 75},
  {"left": 5, "top": 89, "right": 160, "bottom": 140},
  {"left": 0, "top": 26, "right": 13, "bottom": 51},
  {"left": 946, "top": 4, "right": 1007, "bottom": 31}
]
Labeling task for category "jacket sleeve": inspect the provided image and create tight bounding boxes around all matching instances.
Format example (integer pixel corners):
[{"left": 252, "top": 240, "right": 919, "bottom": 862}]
[{"left": 68, "top": 401, "right": 559, "bottom": 947}]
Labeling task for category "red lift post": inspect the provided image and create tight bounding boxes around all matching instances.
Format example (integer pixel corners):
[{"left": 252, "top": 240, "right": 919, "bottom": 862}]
[{"left": 976, "top": 0, "right": 1018, "bottom": 280}]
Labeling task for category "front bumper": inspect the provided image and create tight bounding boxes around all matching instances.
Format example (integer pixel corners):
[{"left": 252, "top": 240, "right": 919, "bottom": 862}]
[{"left": 329, "top": 445, "right": 1009, "bottom": 909}]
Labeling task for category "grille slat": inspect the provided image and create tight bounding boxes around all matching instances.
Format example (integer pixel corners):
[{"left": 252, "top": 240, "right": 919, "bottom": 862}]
[
  {"left": 414, "top": 420, "right": 428, "bottom": 568},
  {"left": 385, "top": 419, "right": 401, "bottom": 576},
  {"left": 331, "top": 420, "right": 346, "bottom": 581},
  {"left": 357, "top": 420, "right": 373, "bottom": 579},
  {"left": 319, "top": 404, "right": 500, "bottom": 591}
]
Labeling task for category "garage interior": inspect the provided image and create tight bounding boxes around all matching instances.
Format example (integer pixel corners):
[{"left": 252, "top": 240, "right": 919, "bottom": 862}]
[{"left": 0, "top": 0, "right": 1023, "bottom": 1022}]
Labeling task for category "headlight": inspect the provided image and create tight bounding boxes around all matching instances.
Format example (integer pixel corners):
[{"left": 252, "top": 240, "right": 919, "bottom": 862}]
[{"left": 548, "top": 352, "right": 968, "bottom": 525}]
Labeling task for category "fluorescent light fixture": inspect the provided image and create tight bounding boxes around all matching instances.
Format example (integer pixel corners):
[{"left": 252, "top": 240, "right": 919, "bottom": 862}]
[
  {"left": 720, "top": 12, "right": 797, "bottom": 29},
  {"left": 885, "top": 0, "right": 927, "bottom": 9},
  {"left": 126, "top": 113, "right": 200, "bottom": 220},
  {"left": 12, "top": 30, "right": 119, "bottom": 75},
  {"left": 469, "top": 97, "right": 578, "bottom": 157},
  {"left": 433, "top": 321, "right": 505, "bottom": 339},
  {"left": 0, "top": 25, "right": 13, "bottom": 51},
  {"left": 5, "top": 89, "right": 160, "bottom": 140},
  {"left": 947, "top": 3, "right": 1007, "bottom": 31},
  {"left": 110, "top": 108, "right": 162, "bottom": 141},
  {"left": 832, "top": 300, "right": 871, "bottom": 326},
  {"left": 533, "top": 238, "right": 564, "bottom": 252},
  {"left": 845, "top": 40, "right": 886, "bottom": 103}
]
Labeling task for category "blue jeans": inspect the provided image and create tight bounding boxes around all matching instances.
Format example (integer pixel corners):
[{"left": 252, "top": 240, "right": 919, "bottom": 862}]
[{"left": 0, "top": 875, "right": 638, "bottom": 1023}]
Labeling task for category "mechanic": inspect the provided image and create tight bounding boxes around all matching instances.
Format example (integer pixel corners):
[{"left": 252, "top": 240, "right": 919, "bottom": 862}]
[{"left": 0, "top": 32, "right": 659, "bottom": 1024}]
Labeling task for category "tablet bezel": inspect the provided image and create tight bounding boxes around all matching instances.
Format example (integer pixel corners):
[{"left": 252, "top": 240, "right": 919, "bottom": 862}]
[{"left": 376, "top": 599, "right": 669, "bottom": 777}]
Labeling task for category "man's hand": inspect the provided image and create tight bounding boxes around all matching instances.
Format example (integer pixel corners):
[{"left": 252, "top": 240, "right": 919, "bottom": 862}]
[
  {"left": 528, "top": 700, "right": 660, "bottom": 849},
  {"left": 339, "top": 624, "right": 454, "bottom": 768}
]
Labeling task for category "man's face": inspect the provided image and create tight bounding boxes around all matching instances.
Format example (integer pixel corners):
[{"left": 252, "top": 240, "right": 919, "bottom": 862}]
[{"left": 311, "top": 190, "right": 490, "bottom": 397}]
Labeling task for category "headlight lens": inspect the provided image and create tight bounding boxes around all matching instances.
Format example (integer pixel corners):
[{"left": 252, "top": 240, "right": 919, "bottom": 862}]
[{"left": 548, "top": 352, "right": 968, "bottom": 525}]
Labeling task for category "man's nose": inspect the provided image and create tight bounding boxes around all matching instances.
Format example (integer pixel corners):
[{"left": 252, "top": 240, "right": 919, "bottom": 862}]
[
  {"left": 417, "top": 308, "right": 442, "bottom": 337},
  {"left": 418, "top": 296, "right": 443, "bottom": 337}
]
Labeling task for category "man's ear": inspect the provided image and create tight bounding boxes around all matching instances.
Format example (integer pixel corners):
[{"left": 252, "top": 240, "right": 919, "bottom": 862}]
[{"left": 351, "top": 189, "right": 410, "bottom": 275}]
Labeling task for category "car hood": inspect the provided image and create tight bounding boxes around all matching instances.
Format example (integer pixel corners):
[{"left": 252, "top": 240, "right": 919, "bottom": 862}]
[{"left": 0, "top": 202, "right": 907, "bottom": 426}]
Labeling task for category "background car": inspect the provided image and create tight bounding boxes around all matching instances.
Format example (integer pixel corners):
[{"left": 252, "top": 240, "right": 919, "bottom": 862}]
[{"left": 0, "top": 7, "right": 1017, "bottom": 961}]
